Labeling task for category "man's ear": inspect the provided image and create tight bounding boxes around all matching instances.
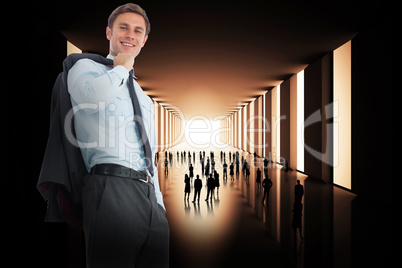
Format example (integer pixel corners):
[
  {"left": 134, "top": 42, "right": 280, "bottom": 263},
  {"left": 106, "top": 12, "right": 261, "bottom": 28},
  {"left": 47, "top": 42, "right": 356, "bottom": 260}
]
[
  {"left": 106, "top": 26, "right": 112, "bottom": 40},
  {"left": 141, "top": 35, "right": 149, "bottom": 48}
]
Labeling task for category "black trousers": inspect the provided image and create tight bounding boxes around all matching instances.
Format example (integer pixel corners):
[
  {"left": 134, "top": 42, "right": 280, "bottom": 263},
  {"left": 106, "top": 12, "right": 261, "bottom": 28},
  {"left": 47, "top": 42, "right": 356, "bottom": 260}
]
[
  {"left": 205, "top": 187, "right": 214, "bottom": 200},
  {"left": 82, "top": 173, "right": 170, "bottom": 268},
  {"left": 262, "top": 189, "right": 270, "bottom": 203},
  {"left": 192, "top": 189, "right": 201, "bottom": 202}
]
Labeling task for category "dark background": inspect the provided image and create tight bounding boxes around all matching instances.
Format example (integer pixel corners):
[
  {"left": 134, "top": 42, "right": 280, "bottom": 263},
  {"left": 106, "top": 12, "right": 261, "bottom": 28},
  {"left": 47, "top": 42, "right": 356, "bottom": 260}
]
[{"left": 17, "top": 0, "right": 394, "bottom": 266}]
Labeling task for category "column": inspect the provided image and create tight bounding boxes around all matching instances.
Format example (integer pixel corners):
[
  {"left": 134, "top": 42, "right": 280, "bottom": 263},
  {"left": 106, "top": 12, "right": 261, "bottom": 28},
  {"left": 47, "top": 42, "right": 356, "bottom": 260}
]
[
  {"left": 304, "top": 52, "right": 333, "bottom": 183},
  {"left": 280, "top": 79, "right": 290, "bottom": 165},
  {"left": 271, "top": 86, "right": 278, "bottom": 163}
]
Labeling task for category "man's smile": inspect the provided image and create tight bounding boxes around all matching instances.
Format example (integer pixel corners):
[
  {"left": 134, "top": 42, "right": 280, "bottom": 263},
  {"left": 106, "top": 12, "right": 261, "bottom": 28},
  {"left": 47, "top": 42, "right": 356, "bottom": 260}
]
[{"left": 121, "top": 42, "right": 135, "bottom": 47}]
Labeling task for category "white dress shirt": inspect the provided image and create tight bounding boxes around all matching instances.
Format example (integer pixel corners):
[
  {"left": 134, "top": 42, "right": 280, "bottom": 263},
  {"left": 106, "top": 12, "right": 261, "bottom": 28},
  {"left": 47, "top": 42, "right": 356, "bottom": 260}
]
[{"left": 67, "top": 54, "right": 164, "bottom": 209}]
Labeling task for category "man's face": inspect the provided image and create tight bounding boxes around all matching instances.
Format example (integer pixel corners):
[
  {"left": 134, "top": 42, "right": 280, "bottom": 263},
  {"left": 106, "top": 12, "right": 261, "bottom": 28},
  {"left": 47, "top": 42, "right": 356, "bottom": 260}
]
[{"left": 106, "top": 12, "right": 148, "bottom": 58}]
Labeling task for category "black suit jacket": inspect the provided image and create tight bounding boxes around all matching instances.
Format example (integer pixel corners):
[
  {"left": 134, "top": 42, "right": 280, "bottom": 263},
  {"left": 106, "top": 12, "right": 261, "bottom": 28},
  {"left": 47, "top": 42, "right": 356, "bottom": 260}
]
[{"left": 37, "top": 53, "right": 113, "bottom": 229}]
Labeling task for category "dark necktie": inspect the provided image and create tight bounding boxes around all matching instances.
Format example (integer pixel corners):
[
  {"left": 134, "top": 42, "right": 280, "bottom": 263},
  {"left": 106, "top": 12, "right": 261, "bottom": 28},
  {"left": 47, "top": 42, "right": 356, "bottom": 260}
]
[{"left": 127, "top": 70, "right": 154, "bottom": 178}]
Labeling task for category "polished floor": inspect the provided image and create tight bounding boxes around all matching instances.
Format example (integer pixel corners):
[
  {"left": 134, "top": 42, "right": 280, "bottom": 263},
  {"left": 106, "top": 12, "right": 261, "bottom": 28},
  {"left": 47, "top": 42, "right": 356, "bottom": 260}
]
[
  {"left": 157, "top": 142, "right": 393, "bottom": 268},
  {"left": 39, "top": 142, "right": 392, "bottom": 268}
]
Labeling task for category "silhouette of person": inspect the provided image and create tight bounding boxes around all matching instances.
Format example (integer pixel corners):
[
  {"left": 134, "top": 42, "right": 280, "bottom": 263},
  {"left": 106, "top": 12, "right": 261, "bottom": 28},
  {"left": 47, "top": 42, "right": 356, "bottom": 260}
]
[
  {"left": 189, "top": 164, "right": 194, "bottom": 181},
  {"left": 245, "top": 161, "right": 250, "bottom": 182},
  {"left": 184, "top": 174, "right": 191, "bottom": 201},
  {"left": 201, "top": 157, "right": 205, "bottom": 174},
  {"left": 205, "top": 173, "right": 215, "bottom": 201},
  {"left": 263, "top": 157, "right": 269, "bottom": 176},
  {"left": 223, "top": 161, "right": 228, "bottom": 180},
  {"left": 292, "top": 201, "right": 303, "bottom": 240},
  {"left": 192, "top": 175, "right": 202, "bottom": 203},
  {"left": 294, "top": 179, "right": 304, "bottom": 203},
  {"left": 205, "top": 158, "right": 210, "bottom": 176},
  {"left": 211, "top": 156, "right": 216, "bottom": 171},
  {"left": 235, "top": 158, "right": 240, "bottom": 176},
  {"left": 261, "top": 175, "right": 273, "bottom": 204},
  {"left": 214, "top": 170, "right": 220, "bottom": 196},
  {"left": 164, "top": 157, "right": 168, "bottom": 175},
  {"left": 229, "top": 162, "right": 234, "bottom": 180},
  {"left": 256, "top": 168, "right": 262, "bottom": 191}
]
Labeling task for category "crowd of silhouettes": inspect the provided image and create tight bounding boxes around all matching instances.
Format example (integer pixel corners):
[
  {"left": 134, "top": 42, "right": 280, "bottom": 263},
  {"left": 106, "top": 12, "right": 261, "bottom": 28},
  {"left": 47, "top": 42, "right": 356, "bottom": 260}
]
[
  {"left": 159, "top": 149, "right": 240, "bottom": 203},
  {"left": 160, "top": 148, "right": 305, "bottom": 240}
]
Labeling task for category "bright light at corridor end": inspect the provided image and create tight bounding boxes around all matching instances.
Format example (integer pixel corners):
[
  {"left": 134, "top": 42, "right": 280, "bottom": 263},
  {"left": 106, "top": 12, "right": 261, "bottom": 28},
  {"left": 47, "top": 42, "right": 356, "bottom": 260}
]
[{"left": 184, "top": 118, "right": 225, "bottom": 149}]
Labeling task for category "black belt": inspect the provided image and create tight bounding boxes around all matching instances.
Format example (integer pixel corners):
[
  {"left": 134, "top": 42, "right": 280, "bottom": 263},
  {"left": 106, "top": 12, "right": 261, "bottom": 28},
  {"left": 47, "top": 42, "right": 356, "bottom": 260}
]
[{"left": 91, "top": 164, "right": 153, "bottom": 184}]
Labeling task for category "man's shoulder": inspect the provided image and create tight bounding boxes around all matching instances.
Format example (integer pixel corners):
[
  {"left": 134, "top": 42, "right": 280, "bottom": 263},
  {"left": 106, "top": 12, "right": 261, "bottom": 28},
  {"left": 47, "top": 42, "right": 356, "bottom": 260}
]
[
  {"left": 64, "top": 53, "right": 113, "bottom": 71},
  {"left": 65, "top": 53, "right": 111, "bottom": 64}
]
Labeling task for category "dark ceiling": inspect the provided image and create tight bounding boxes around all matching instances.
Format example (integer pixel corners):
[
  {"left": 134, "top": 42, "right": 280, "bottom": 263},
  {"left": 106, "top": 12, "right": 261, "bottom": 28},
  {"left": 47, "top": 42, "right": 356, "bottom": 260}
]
[{"left": 34, "top": 0, "right": 390, "bottom": 119}]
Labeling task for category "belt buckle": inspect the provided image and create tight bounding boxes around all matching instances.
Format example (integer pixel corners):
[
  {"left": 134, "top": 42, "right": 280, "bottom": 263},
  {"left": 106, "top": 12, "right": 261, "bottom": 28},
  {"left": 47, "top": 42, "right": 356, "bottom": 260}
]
[{"left": 138, "top": 170, "right": 149, "bottom": 183}]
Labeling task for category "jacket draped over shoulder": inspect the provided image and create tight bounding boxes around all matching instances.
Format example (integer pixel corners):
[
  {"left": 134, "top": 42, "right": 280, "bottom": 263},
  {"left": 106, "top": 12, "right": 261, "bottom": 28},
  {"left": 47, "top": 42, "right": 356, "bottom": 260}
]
[{"left": 37, "top": 53, "right": 113, "bottom": 229}]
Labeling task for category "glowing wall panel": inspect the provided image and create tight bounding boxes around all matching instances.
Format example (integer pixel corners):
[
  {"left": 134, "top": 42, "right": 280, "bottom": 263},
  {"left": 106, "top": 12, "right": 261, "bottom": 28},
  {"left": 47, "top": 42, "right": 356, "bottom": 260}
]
[
  {"left": 264, "top": 91, "right": 272, "bottom": 158},
  {"left": 271, "top": 86, "right": 278, "bottom": 162},
  {"left": 290, "top": 74, "right": 298, "bottom": 170},
  {"left": 333, "top": 41, "right": 352, "bottom": 190},
  {"left": 67, "top": 41, "right": 82, "bottom": 55},
  {"left": 297, "top": 70, "right": 305, "bottom": 172}
]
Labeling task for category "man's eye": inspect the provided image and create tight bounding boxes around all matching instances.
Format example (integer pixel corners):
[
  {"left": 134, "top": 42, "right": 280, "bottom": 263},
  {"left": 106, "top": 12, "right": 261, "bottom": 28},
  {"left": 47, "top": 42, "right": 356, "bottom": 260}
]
[{"left": 120, "top": 26, "right": 127, "bottom": 30}]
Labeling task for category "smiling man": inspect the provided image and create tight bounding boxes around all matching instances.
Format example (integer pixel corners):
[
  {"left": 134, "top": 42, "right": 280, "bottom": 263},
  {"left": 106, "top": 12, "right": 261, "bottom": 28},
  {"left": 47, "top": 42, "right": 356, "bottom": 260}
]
[
  {"left": 39, "top": 3, "right": 169, "bottom": 268},
  {"left": 107, "top": 11, "right": 148, "bottom": 58}
]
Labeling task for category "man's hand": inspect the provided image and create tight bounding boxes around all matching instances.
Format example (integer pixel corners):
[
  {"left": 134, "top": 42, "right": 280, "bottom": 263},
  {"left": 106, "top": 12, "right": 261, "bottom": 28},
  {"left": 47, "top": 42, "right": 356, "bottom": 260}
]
[{"left": 113, "top": 53, "right": 134, "bottom": 71}]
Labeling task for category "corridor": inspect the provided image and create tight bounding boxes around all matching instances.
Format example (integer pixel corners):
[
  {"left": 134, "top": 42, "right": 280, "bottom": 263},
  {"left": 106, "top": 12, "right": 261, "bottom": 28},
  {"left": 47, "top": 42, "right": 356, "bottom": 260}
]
[
  {"left": 27, "top": 2, "right": 393, "bottom": 268},
  {"left": 155, "top": 142, "right": 385, "bottom": 268}
]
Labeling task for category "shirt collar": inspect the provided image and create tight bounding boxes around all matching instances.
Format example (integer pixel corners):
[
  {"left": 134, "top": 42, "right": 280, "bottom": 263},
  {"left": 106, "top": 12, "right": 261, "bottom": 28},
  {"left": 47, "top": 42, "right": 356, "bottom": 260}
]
[{"left": 107, "top": 54, "right": 137, "bottom": 79}]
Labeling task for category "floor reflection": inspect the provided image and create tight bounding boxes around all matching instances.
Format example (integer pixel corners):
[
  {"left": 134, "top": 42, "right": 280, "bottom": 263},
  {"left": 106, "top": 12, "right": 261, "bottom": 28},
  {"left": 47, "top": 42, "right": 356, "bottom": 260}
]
[{"left": 157, "top": 142, "right": 390, "bottom": 268}]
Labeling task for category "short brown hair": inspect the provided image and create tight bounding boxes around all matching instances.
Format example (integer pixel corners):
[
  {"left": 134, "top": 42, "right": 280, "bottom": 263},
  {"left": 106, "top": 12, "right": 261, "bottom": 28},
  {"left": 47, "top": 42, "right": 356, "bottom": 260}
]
[{"left": 108, "top": 3, "right": 151, "bottom": 35}]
